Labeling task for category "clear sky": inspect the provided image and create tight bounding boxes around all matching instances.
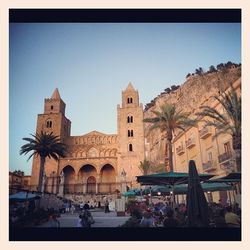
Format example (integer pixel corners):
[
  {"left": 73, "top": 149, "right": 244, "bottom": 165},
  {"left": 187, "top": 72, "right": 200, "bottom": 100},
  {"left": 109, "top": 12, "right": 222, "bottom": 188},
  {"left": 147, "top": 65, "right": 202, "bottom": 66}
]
[{"left": 9, "top": 23, "right": 241, "bottom": 175}]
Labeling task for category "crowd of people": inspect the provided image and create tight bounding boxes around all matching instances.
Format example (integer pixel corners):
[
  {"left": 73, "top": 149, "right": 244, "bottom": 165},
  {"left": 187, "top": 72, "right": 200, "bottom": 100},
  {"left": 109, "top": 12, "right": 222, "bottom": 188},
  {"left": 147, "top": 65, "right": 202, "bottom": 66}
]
[
  {"left": 122, "top": 199, "right": 241, "bottom": 228},
  {"left": 10, "top": 191, "right": 241, "bottom": 228}
]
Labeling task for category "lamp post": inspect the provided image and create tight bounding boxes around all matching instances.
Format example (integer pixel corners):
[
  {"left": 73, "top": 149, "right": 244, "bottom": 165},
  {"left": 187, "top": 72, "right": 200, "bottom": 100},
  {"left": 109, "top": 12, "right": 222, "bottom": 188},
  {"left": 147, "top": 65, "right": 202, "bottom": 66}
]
[{"left": 149, "top": 186, "right": 152, "bottom": 205}]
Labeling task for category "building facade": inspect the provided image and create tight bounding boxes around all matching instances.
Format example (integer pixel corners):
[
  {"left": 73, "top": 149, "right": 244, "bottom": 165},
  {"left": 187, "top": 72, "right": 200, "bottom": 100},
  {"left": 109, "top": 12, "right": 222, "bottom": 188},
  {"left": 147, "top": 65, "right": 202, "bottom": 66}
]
[
  {"left": 30, "top": 83, "right": 145, "bottom": 196},
  {"left": 29, "top": 70, "right": 241, "bottom": 202},
  {"left": 9, "top": 171, "right": 31, "bottom": 194}
]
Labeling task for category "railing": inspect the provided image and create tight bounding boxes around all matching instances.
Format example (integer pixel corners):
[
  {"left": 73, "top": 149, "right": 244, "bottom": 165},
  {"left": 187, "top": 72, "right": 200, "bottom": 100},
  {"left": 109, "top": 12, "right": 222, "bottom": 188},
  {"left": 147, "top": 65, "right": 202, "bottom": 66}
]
[
  {"left": 202, "top": 161, "right": 216, "bottom": 171},
  {"left": 199, "top": 127, "right": 212, "bottom": 139},
  {"left": 185, "top": 138, "right": 196, "bottom": 149},
  {"left": 176, "top": 145, "right": 185, "bottom": 155},
  {"left": 218, "top": 152, "right": 232, "bottom": 163}
]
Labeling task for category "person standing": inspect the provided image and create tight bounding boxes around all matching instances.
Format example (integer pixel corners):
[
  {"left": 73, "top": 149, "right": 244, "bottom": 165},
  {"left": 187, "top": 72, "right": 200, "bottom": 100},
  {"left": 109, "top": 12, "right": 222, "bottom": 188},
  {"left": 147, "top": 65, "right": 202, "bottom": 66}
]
[
  {"left": 104, "top": 200, "right": 110, "bottom": 213},
  {"left": 79, "top": 201, "right": 84, "bottom": 212},
  {"left": 70, "top": 204, "right": 76, "bottom": 214}
]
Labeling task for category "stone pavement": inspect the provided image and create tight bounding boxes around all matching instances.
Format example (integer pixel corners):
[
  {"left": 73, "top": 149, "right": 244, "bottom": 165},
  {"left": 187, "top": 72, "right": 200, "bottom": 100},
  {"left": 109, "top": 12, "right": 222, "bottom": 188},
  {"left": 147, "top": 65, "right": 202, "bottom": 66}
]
[{"left": 38, "top": 210, "right": 130, "bottom": 227}]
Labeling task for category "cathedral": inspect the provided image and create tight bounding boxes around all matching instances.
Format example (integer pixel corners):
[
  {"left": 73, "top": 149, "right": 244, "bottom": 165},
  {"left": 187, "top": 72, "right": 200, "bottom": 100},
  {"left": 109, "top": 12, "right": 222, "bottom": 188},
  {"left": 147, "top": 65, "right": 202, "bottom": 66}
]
[{"left": 30, "top": 83, "right": 145, "bottom": 197}]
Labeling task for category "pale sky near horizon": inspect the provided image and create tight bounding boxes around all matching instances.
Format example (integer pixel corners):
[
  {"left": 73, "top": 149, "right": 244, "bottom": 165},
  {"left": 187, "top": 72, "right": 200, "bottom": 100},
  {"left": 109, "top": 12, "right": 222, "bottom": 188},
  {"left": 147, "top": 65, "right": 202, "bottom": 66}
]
[{"left": 9, "top": 23, "right": 241, "bottom": 175}]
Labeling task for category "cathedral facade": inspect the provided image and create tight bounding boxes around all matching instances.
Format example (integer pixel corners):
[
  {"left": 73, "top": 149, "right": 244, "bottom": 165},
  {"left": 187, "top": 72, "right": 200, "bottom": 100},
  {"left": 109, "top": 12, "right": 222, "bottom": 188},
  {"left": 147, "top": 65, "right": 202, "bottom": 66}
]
[{"left": 30, "top": 83, "right": 145, "bottom": 196}]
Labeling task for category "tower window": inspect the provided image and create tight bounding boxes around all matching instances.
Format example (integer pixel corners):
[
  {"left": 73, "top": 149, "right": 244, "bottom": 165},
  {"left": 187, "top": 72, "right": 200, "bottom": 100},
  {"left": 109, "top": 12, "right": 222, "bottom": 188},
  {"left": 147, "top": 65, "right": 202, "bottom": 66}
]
[
  {"left": 128, "top": 143, "right": 133, "bottom": 152},
  {"left": 128, "top": 130, "right": 134, "bottom": 137},
  {"left": 127, "top": 116, "right": 133, "bottom": 123},
  {"left": 46, "top": 120, "right": 52, "bottom": 128},
  {"left": 51, "top": 105, "right": 53, "bottom": 110},
  {"left": 127, "top": 97, "right": 133, "bottom": 104}
]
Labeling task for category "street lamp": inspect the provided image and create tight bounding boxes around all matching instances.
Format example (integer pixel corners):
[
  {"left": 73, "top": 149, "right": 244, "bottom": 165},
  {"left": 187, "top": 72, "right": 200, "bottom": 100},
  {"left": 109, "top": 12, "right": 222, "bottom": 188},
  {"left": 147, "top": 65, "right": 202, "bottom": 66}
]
[{"left": 121, "top": 169, "right": 127, "bottom": 192}]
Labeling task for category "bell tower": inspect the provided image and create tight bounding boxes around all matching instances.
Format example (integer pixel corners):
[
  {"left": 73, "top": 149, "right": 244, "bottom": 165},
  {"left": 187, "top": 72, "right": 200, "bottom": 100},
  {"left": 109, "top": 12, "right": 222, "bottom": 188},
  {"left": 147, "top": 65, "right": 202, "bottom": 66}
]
[
  {"left": 30, "top": 88, "right": 71, "bottom": 189},
  {"left": 117, "top": 82, "right": 145, "bottom": 187}
]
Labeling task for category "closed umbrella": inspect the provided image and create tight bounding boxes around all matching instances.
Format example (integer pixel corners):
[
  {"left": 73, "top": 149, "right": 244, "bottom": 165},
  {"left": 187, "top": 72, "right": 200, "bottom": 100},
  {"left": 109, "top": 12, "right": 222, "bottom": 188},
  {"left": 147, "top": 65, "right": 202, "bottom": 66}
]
[{"left": 187, "top": 160, "right": 209, "bottom": 227}]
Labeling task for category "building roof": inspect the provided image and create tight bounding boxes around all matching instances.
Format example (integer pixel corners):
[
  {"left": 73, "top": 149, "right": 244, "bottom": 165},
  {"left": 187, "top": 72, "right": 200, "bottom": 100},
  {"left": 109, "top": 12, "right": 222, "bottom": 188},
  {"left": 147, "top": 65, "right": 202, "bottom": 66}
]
[
  {"left": 125, "top": 82, "right": 135, "bottom": 91},
  {"left": 51, "top": 88, "right": 61, "bottom": 99}
]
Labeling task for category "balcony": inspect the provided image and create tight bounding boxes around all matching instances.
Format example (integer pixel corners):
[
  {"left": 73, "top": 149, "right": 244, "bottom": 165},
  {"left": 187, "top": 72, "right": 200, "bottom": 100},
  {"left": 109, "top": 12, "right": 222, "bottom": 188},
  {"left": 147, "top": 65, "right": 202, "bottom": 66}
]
[
  {"left": 218, "top": 152, "right": 232, "bottom": 164},
  {"left": 202, "top": 161, "right": 216, "bottom": 172},
  {"left": 176, "top": 145, "right": 185, "bottom": 155},
  {"left": 199, "top": 127, "right": 212, "bottom": 139},
  {"left": 186, "top": 138, "right": 196, "bottom": 149}
]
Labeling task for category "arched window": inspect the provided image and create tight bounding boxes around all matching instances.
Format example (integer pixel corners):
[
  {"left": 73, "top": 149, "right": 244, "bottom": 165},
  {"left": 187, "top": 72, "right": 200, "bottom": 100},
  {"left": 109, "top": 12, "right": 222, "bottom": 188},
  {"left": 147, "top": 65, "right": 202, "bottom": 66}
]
[
  {"left": 128, "top": 130, "right": 134, "bottom": 137},
  {"left": 127, "top": 97, "right": 133, "bottom": 104},
  {"left": 128, "top": 144, "right": 133, "bottom": 152},
  {"left": 51, "top": 105, "right": 53, "bottom": 110},
  {"left": 127, "top": 116, "right": 133, "bottom": 123},
  {"left": 46, "top": 120, "right": 52, "bottom": 128}
]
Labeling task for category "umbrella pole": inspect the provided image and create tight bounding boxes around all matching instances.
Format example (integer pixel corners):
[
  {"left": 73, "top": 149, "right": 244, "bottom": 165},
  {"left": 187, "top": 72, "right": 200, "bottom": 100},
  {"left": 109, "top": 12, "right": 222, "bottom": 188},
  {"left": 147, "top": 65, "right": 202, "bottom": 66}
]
[{"left": 227, "top": 190, "right": 232, "bottom": 205}]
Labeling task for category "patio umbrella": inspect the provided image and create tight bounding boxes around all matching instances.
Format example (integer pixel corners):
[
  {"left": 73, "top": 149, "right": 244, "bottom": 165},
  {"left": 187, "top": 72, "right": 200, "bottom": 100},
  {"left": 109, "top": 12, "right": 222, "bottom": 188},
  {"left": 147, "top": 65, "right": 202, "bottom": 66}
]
[
  {"left": 9, "top": 191, "right": 41, "bottom": 202},
  {"left": 147, "top": 182, "right": 233, "bottom": 195},
  {"left": 187, "top": 160, "right": 209, "bottom": 227},
  {"left": 136, "top": 171, "right": 214, "bottom": 186},
  {"left": 122, "top": 188, "right": 140, "bottom": 197}
]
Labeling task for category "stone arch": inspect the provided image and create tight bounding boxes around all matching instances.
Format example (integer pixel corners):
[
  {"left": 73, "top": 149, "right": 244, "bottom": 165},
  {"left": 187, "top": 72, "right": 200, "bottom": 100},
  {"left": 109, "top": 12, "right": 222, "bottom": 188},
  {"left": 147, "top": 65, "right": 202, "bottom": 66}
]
[
  {"left": 78, "top": 164, "right": 97, "bottom": 182},
  {"left": 61, "top": 165, "right": 75, "bottom": 184},
  {"left": 99, "top": 164, "right": 116, "bottom": 193},
  {"left": 60, "top": 165, "right": 75, "bottom": 194},
  {"left": 100, "top": 164, "right": 116, "bottom": 183}
]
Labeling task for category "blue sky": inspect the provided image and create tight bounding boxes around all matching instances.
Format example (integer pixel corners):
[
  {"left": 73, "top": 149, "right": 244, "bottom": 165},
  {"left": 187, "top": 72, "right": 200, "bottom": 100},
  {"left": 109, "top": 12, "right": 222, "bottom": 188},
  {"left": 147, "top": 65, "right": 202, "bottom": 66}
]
[{"left": 9, "top": 23, "right": 241, "bottom": 175}]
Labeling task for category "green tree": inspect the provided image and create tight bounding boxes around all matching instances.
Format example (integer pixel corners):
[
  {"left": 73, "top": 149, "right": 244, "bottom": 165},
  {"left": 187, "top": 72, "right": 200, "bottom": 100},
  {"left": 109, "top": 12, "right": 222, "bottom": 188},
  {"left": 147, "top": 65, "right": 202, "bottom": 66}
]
[
  {"left": 139, "top": 160, "right": 151, "bottom": 175},
  {"left": 143, "top": 104, "right": 196, "bottom": 172},
  {"left": 196, "top": 85, "right": 241, "bottom": 172},
  {"left": 20, "top": 131, "right": 67, "bottom": 192}
]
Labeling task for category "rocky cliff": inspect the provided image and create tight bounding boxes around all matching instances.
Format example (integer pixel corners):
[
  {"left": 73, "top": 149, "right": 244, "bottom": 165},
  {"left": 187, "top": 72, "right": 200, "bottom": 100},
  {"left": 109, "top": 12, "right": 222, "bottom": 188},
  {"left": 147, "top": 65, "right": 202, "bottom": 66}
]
[{"left": 143, "top": 66, "right": 241, "bottom": 166}]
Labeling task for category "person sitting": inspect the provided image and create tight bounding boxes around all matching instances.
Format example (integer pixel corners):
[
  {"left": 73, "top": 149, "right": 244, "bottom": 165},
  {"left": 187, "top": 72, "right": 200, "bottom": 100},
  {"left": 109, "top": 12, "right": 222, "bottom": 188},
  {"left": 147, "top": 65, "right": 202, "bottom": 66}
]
[
  {"left": 49, "top": 214, "right": 60, "bottom": 228},
  {"left": 140, "top": 210, "right": 155, "bottom": 227},
  {"left": 214, "top": 208, "right": 227, "bottom": 227},
  {"left": 225, "top": 206, "right": 240, "bottom": 227},
  {"left": 163, "top": 209, "right": 179, "bottom": 227}
]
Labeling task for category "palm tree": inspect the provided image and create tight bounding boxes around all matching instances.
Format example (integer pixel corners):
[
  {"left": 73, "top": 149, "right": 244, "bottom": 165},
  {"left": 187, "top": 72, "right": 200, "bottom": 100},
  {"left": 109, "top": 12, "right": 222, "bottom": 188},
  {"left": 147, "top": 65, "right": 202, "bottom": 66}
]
[
  {"left": 196, "top": 84, "right": 241, "bottom": 172},
  {"left": 139, "top": 160, "right": 151, "bottom": 175},
  {"left": 143, "top": 103, "right": 196, "bottom": 172},
  {"left": 20, "top": 131, "right": 67, "bottom": 192}
]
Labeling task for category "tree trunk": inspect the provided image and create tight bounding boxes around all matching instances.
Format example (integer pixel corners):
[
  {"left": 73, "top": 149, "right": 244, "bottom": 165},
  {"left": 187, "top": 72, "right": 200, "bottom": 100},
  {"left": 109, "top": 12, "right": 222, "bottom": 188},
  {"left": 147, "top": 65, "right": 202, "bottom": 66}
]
[
  {"left": 167, "top": 137, "right": 173, "bottom": 172},
  {"left": 38, "top": 156, "right": 45, "bottom": 192},
  {"left": 232, "top": 135, "right": 241, "bottom": 172}
]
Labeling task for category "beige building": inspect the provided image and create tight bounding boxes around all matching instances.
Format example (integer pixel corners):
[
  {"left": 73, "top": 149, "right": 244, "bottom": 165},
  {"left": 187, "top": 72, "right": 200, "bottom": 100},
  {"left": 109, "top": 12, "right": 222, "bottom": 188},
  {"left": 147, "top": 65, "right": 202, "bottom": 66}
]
[
  {"left": 30, "top": 83, "right": 145, "bottom": 197},
  {"left": 9, "top": 171, "right": 31, "bottom": 194}
]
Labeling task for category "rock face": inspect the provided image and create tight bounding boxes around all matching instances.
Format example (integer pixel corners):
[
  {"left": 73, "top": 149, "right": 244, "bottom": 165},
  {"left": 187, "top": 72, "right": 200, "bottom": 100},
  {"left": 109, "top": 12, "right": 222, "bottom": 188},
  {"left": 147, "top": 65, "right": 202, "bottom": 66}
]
[{"left": 144, "top": 67, "right": 241, "bottom": 167}]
